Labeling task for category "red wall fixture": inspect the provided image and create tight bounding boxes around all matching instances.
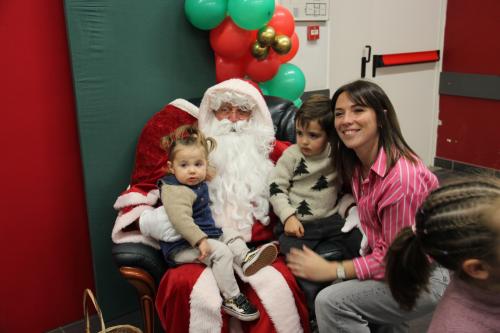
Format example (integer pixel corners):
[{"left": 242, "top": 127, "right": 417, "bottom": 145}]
[
  {"left": 437, "top": 0, "right": 500, "bottom": 170},
  {"left": 372, "top": 50, "right": 440, "bottom": 77},
  {"left": 0, "top": 1, "right": 95, "bottom": 332}
]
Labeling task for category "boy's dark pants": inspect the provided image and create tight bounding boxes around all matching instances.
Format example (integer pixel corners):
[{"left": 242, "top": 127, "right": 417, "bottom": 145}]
[{"left": 275, "top": 214, "right": 362, "bottom": 317}]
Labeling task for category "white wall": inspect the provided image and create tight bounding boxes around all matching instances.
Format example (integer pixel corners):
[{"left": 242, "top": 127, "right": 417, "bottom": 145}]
[
  {"left": 285, "top": 0, "right": 448, "bottom": 165},
  {"left": 290, "top": 21, "right": 330, "bottom": 91},
  {"left": 277, "top": 0, "right": 331, "bottom": 91}
]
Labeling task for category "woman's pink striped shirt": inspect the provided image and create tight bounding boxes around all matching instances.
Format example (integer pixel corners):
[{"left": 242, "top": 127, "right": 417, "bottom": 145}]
[{"left": 352, "top": 148, "right": 439, "bottom": 280}]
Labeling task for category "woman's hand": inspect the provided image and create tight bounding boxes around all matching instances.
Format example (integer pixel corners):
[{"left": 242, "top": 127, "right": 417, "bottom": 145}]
[
  {"left": 284, "top": 215, "right": 304, "bottom": 238},
  {"left": 286, "top": 245, "right": 336, "bottom": 282},
  {"left": 197, "top": 238, "right": 211, "bottom": 261}
]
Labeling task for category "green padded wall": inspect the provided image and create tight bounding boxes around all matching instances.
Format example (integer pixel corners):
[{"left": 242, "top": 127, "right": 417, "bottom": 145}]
[{"left": 64, "top": 0, "right": 215, "bottom": 318}]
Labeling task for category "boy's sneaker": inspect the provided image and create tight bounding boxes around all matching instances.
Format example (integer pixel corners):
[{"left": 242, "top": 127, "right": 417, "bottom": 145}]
[
  {"left": 222, "top": 293, "right": 260, "bottom": 321},
  {"left": 241, "top": 243, "right": 278, "bottom": 276}
]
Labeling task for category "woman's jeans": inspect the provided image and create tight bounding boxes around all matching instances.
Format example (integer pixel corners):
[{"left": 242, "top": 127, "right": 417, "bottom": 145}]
[{"left": 315, "top": 265, "right": 450, "bottom": 333}]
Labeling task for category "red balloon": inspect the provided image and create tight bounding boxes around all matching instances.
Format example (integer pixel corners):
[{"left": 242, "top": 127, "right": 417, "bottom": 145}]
[
  {"left": 210, "top": 18, "right": 253, "bottom": 60},
  {"left": 249, "top": 29, "right": 258, "bottom": 42},
  {"left": 278, "top": 32, "right": 299, "bottom": 63},
  {"left": 267, "top": 5, "right": 295, "bottom": 37},
  {"left": 245, "top": 52, "right": 280, "bottom": 82},
  {"left": 215, "top": 55, "right": 246, "bottom": 83}
]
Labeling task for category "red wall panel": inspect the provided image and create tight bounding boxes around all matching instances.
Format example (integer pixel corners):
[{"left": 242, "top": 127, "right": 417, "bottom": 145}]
[
  {"left": 437, "top": 0, "right": 500, "bottom": 169},
  {"left": 437, "top": 96, "right": 500, "bottom": 169},
  {"left": 0, "top": 1, "right": 94, "bottom": 332},
  {"left": 442, "top": 0, "right": 500, "bottom": 75}
]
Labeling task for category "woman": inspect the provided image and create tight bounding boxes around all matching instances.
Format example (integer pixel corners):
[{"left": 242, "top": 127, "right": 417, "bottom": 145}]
[{"left": 287, "top": 80, "right": 449, "bottom": 332}]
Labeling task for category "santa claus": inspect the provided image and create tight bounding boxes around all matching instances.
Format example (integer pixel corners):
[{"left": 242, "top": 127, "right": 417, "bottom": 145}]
[
  {"left": 198, "top": 79, "right": 278, "bottom": 241},
  {"left": 113, "top": 79, "right": 309, "bottom": 333}
]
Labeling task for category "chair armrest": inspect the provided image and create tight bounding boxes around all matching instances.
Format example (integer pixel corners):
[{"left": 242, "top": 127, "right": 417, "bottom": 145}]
[
  {"left": 112, "top": 242, "right": 167, "bottom": 286},
  {"left": 112, "top": 243, "right": 166, "bottom": 333}
]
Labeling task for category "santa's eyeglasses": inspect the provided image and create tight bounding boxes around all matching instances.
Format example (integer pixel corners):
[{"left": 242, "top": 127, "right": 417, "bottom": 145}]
[{"left": 214, "top": 105, "right": 252, "bottom": 119}]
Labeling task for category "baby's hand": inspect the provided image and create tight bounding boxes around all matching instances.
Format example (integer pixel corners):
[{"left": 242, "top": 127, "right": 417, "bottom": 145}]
[
  {"left": 197, "top": 238, "right": 211, "bottom": 261},
  {"left": 284, "top": 215, "right": 304, "bottom": 238}
]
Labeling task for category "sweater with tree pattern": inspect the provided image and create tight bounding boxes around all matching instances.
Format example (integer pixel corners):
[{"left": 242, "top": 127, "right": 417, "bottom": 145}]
[{"left": 269, "top": 144, "right": 354, "bottom": 224}]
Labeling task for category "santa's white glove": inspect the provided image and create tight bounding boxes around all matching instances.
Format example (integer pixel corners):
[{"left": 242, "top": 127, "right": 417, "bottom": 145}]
[
  {"left": 139, "top": 206, "right": 182, "bottom": 242},
  {"left": 341, "top": 206, "right": 369, "bottom": 256}
]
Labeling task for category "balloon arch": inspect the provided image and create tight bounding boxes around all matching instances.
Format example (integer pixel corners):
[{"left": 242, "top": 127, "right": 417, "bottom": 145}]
[{"left": 185, "top": 0, "right": 305, "bottom": 107}]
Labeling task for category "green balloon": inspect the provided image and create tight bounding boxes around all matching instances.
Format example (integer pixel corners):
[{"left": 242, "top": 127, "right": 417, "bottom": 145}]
[
  {"left": 266, "top": 63, "right": 306, "bottom": 101},
  {"left": 259, "top": 84, "right": 269, "bottom": 95},
  {"left": 228, "top": 0, "right": 275, "bottom": 30},
  {"left": 293, "top": 98, "right": 303, "bottom": 108},
  {"left": 185, "top": 0, "right": 227, "bottom": 30}
]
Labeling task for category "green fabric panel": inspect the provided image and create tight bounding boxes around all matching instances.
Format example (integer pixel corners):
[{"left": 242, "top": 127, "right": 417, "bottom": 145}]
[{"left": 64, "top": 0, "right": 215, "bottom": 318}]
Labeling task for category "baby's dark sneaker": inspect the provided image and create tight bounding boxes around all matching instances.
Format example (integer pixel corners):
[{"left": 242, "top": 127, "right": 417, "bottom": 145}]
[
  {"left": 241, "top": 243, "right": 278, "bottom": 276},
  {"left": 222, "top": 293, "right": 260, "bottom": 321}
]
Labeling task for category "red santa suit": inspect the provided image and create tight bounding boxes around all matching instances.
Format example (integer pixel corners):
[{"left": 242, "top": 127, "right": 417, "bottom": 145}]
[{"left": 112, "top": 80, "right": 309, "bottom": 333}]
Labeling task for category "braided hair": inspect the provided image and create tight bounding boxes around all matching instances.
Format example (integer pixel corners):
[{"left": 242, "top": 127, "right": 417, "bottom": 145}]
[{"left": 385, "top": 175, "right": 500, "bottom": 310}]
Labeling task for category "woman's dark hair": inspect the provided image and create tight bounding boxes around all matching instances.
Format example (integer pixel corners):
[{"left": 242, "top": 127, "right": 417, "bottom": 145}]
[
  {"left": 385, "top": 175, "right": 500, "bottom": 310},
  {"left": 295, "top": 94, "right": 333, "bottom": 138},
  {"left": 330, "top": 80, "right": 417, "bottom": 186}
]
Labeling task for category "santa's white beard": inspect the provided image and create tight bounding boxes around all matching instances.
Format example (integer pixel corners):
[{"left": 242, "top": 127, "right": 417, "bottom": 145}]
[{"left": 203, "top": 118, "right": 275, "bottom": 240}]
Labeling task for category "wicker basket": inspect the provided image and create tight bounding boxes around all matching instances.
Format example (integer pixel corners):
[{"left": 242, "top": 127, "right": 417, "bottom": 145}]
[{"left": 84, "top": 288, "right": 143, "bottom": 333}]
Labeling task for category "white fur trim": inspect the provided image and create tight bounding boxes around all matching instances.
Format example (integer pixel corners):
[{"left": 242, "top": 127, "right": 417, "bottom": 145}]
[
  {"left": 198, "top": 79, "right": 273, "bottom": 133},
  {"left": 187, "top": 263, "right": 302, "bottom": 333},
  {"left": 111, "top": 205, "right": 160, "bottom": 249},
  {"left": 189, "top": 268, "right": 223, "bottom": 333},
  {"left": 113, "top": 189, "right": 160, "bottom": 210},
  {"left": 234, "top": 265, "right": 303, "bottom": 333},
  {"left": 170, "top": 98, "right": 199, "bottom": 119}
]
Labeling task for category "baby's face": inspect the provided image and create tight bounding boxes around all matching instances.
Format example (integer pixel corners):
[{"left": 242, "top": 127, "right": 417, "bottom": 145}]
[{"left": 168, "top": 145, "right": 207, "bottom": 186}]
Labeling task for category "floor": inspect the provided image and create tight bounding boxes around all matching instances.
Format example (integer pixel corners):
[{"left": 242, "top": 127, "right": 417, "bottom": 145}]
[
  {"left": 47, "top": 310, "right": 144, "bottom": 333},
  {"left": 431, "top": 166, "right": 469, "bottom": 182},
  {"left": 49, "top": 309, "right": 430, "bottom": 333},
  {"left": 47, "top": 167, "right": 476, "bottom": 333}
]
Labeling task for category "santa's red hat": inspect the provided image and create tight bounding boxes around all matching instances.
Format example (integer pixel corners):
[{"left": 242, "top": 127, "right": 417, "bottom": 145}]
[{"left": 198, "top": 78, "right": 273, "bottom": 134}]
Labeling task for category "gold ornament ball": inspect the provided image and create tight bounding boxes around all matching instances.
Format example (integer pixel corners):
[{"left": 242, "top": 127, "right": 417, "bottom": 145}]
[
  {"left": 251, "top": 41, "right": 269, "bottom": 60},
  {"left": 257, "top": 26, "right": 276, "bottom": 47},
  {"left": 272, "top": 35, "right": 292, "bottom": 55}
]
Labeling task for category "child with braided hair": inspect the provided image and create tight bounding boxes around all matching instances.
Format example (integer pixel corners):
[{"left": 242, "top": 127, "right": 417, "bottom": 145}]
[
  {"left": 386, "top": 176, "right": 500, "bottom": 332},
  {"left": 157, "top": 125, "right": 278, "bottom": 321}
]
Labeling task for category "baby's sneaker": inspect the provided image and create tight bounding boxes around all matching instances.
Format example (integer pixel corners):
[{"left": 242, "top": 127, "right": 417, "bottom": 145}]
[
  {"left": 222, "top": 294, "right": 260, "bottom": 321},
  {"left": 241, "top": 243, "right": 278, "bottom": 276}
]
